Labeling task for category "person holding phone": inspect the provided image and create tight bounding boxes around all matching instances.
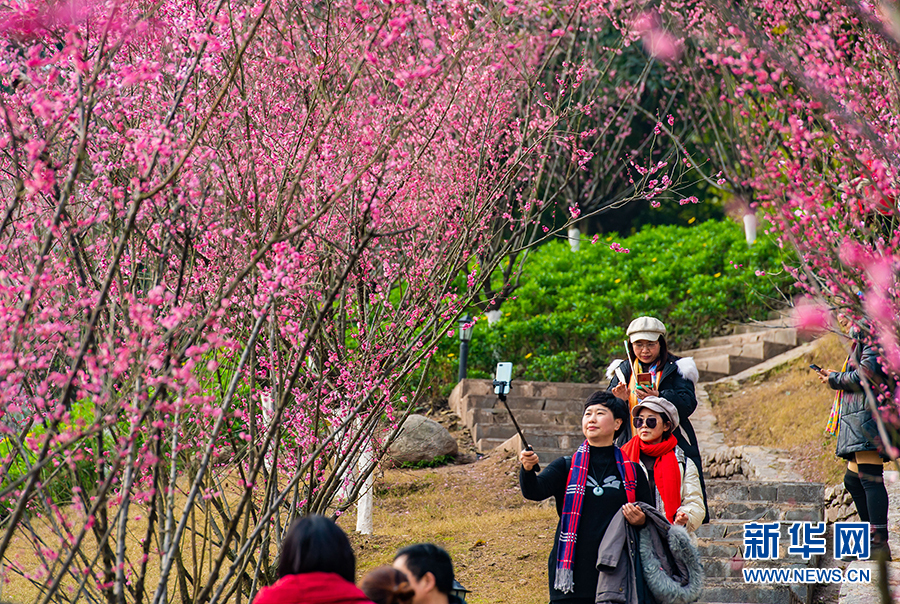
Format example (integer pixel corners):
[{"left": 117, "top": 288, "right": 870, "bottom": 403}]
[
  {"left": 816, "top": 313, "right": 893, "bottom": 558},
  {"left": 606, "top": 316, "right": 708, "bottom": 523}
]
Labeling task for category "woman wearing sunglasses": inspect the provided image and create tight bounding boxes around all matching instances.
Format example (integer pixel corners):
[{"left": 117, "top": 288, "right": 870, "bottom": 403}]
[{"left": 621, "top": 396, "right": 705, "bottom": 533}]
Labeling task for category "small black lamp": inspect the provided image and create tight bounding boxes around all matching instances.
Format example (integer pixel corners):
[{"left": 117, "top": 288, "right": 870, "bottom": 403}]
[
  {"left": 450, "top": 579, "right": 470, "bottom": 602},
  {"left": 457, "top": 313, "right": 473, "bottom": 381}
]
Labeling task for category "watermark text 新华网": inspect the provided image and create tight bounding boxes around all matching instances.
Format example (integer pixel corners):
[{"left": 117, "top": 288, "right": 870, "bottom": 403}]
[{"left": 741, "top": 521, "right": 872, "bottom": 585}]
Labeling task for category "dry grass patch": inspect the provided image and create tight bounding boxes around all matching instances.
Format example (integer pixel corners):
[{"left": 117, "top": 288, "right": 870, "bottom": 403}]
[
  {"left": 0, "top": 469, "right": 290, "bottom": 604},
  {"left": 343, "top": 455, "right": 559, "bottom": 604},
  {"left": 707, "top": 333, "right": 852, "bottom": 485},
  {"left": 0, "top": 436, "right": 560, "bottom": 604}
]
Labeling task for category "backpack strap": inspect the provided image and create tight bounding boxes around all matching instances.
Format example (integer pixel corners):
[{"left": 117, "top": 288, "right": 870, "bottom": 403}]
[{"left": 674, "top": 445, "right": 686, "bottom": 468}]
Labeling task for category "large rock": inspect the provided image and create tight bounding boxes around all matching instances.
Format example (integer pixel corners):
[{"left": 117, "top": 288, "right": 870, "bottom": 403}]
[{"left": 389, "top": 415, "right": 458, "bottom": 465}]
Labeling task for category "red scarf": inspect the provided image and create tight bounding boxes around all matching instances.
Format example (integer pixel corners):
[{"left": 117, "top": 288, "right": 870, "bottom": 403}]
[{"left": 621, "top": 434, "right": 680, "bottom": 523}]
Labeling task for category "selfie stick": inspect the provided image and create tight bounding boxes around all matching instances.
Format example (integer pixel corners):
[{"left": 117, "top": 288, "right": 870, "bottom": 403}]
[{"left": 493, "top": 379, "right": 540, "bottom": 472}]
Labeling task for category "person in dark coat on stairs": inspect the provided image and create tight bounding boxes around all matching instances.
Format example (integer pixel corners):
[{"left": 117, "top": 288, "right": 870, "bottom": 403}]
[
  {"left": 607, "top": 316, "right": 708, "bottom": 523},
  {"left": 519, "top": 391, "right": 655, "bottom": 604},
  {"left": 817, "top": 313, "right": 894, "bottom": 558}
]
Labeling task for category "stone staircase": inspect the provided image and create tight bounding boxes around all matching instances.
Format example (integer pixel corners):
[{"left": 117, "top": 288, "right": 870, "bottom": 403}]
[
  {"left": 674, "top": 315, "right": 814, "bottom": 382},
  {"left": 448, "top": 379, "right": 596, "bottom": 464},
  {"left": 697, "top": 480, "right": 824, "bottom": 604},
  {"left": 451, "top": 313, "right": 812, "bottom": 462}
]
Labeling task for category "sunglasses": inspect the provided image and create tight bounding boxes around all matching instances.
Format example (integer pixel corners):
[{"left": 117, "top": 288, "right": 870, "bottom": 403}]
[{"left": 632, "top": 417, "right": 659, "bottom": 429}]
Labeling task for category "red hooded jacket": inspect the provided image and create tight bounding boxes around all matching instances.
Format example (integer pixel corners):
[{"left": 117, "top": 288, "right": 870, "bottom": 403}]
[{"left": 253, "top": 571, "right": 375, "bottom": 604}]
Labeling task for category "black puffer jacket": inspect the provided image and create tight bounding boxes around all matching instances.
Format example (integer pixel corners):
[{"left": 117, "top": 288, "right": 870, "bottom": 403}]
[
  {"left": 608, "top": 353, "right": 708, "bottom": 523},
  {"left": 830, "top": 333, "right": 893, "bottom": 460}
]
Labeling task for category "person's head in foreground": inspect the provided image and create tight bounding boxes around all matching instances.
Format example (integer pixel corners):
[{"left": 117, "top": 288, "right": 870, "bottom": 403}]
[
  {"left": 278, "top": 515, "right": 356, "bottom": 582},
  {"left": 582, "top": 390, "right": 628, "bottom": 446},
  {"left": 392, "top": 543, "right": 457, "bottom": 604},
  {"left": 254, "top": 515, "right": 372, "bottom": 604},
  {"left": 626, "top": 316, "right": 668, "bottom": 366},
  {"left": 631, "top": 396, "right": 679, "bottom": 445},
  {"left": 360, "top": 566, "right": 415, "bottom": 604}
]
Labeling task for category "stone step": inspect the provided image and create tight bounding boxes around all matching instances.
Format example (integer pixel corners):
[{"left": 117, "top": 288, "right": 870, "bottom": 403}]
[
  {"left": 698, "top": 539, "right": 821, "bottom": 564},
  {"left": 495, "top": 447, "right": 570, "bottom": 465},
  {"left": 698, "top": 369, "right": 730, "bottom": 383},
  {"left": 693, "top": 354, "right": 761, "bottom": 381},
  {"left": 467, "top": 407, "right": 581, "bottom": 429},
  {"left": 678, "top": 341, "right": 787, "bottom": 362},
  {"left": 455, "top": 394, "right": 587, "bottom": 424},
  {"left": 472, "top": 422, "right": 576, "bottom": 443},
  {"left": 454, "top": 394, "right": 538, "bottom": 420},
  {"left": 449, "top": 379, "right": 598, "bottom": 415},
  {"left": 698, "top": 581, "right": 800, "bottom": 604},
  {"left": 710, "top": 500, "right": 821, "bottom": 523},
  {"left": 477, "top": 434, "right": 582, "bottom": 454},
  {"left": 491, "top": 433, "right": 570, "bottom": 465},
  {"left": 703, "top": 557, "right": 816, "bottom": 580},
  {"left": 700, "top": 328, "right": 801, "bottom": 349},
  {"left": 731, "top": 316, "right": 795, "bottom": 334},
  {"left": 706, "top": 481, "right": 825, "bottom": 505},
  {"left": 697, "top": 510, "right": 825, "bottom": 540},
  {"left": 695, "top": 520, "right": 748, "bottom": 541}
]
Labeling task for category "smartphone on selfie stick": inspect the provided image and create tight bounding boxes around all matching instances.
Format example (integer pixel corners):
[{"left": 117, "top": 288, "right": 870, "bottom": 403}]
[{"left": 494, "top": 362, "right": 540, "bottom": 472}]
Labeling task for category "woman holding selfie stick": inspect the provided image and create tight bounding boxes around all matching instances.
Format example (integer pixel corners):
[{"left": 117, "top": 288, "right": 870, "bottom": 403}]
[
  {"left": 607, "top": 316, "right": 707, "bottom": 522},
  {"left": 519, "top": 391, "right": 654, "bottom": 604}
]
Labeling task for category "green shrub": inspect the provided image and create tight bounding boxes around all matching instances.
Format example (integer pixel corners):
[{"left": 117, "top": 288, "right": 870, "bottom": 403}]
[
  {"left": 0, "top": 400, "right": 100, "bottom": 515},
  {"left": 434, "top": 219, "right": 794, "bottom": 384},
  {"left": 396, "top": 454, "right": 456, "bottom": 469}
]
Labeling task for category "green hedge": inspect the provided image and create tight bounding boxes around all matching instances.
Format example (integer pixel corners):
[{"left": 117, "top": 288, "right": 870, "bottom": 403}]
[{"left": 437, "top": 219, "right": 794, "bottom": 387}]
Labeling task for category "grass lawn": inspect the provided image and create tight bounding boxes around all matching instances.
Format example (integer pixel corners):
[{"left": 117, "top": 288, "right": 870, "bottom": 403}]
[{"left": 342, "top": 455, "right": 558, "bottom": 604}]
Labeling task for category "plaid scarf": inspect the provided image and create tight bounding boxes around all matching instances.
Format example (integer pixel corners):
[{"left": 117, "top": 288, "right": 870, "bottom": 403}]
[
  {"left": 825, "top": 355, "right": 852, "bottom": 436},
  {"left": 554, "top": 442, "right": 638, "bottom": 593}
]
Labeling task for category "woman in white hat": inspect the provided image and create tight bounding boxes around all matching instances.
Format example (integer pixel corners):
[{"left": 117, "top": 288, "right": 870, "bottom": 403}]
[
  {"left": 607, "top": 315, "right": 707, "bottom": 522},
  {"left": 621, "top": 396, "right": 705, "bottom": 532}
]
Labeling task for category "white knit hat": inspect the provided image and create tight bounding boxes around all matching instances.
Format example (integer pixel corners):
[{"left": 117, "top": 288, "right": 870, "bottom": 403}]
[{"left": 626, "top": 316, "right": 667, "bottom": 343}]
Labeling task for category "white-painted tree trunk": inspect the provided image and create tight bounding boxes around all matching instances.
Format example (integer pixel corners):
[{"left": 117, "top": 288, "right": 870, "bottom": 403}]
[
  {"left": 260, "top": 391, "right": 275, "bottom": 472},
  {"left": 568, "top": 226, "right": 581, "bottom": 252},
  {"left": 356, "top": 445, "right": 375, "bottom": 534},
  {"left": 485, "top": 310, "right": 503, "bottom": 324},
  {"left": 743, "top": 213, "right": 758, "bottom": 245}
]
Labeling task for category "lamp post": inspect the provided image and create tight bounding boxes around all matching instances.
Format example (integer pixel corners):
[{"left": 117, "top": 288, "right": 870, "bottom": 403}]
[
  {"left": 450, "top": 579, "right": 470, "bottom": 602},
  {"left": 458, "top": 314, "right": 473, "bottom": 381}
]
